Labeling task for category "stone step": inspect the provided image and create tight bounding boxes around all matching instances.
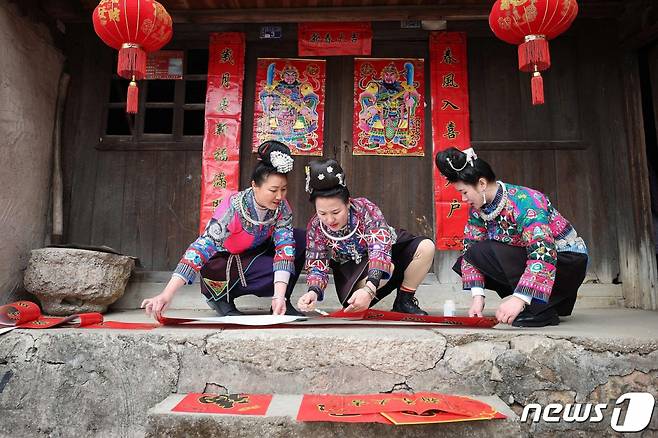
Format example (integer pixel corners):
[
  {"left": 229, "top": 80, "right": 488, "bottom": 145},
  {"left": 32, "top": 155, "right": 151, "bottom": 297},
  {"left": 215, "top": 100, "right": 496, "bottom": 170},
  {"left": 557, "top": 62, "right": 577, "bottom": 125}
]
[
  {"left": 145, "top": 393, "right": 520, "bottom": 437},
  {"left": 113, "top": 271, "right": 623, "bottom": 311},
  {"left": 3, "top": 308, "right": 658, "bottom": 437}
]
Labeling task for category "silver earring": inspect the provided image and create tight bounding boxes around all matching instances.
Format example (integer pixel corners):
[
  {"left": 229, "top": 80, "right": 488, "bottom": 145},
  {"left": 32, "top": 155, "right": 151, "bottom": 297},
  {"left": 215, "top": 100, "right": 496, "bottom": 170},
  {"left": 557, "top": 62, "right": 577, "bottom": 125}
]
[{"left": 482, "top": 191, "right": 487, "bottom": 205}]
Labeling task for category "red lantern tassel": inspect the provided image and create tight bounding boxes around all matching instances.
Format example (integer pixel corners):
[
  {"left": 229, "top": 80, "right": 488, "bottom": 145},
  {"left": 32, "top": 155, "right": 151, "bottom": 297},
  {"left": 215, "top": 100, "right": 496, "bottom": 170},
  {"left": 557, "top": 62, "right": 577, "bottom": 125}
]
[
  {"left": 531, "top": 72, "right": 544, "bottom": 106},
  {"left": 127, "top": 79, "right": 138, "bottom": 114},
  {"left": 518, "top": 36, "right": 550, "bottom": 72},
  {"left": 118, "top": 43, "right": 147, "bottom": 80}
]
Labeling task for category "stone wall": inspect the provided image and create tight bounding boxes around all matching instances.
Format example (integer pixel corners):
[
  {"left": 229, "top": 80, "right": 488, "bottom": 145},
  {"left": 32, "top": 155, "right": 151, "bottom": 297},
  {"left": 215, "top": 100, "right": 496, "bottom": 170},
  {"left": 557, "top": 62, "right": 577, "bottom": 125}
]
[
  {"left": 0, "top": 3, "right": 64, "bottom": 303},
  {"left": 0, "top": 329, "right": 656, "bottom": 437}
]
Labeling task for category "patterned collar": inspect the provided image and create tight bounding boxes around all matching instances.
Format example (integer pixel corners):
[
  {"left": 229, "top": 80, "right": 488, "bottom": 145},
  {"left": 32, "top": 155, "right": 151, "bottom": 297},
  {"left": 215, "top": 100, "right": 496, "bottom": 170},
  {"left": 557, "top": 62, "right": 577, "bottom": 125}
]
[
  {"left": 478, "top": 181, "right": 508, "bottom": 222},
  {"left": 239, "top": 188, "right": 278, "bottom": 226}
]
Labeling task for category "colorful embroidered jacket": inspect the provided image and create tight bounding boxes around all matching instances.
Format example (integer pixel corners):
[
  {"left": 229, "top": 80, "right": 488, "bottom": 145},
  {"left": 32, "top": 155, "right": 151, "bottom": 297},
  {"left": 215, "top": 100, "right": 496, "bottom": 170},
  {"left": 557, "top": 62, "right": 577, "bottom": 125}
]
[
  {"left": 173, "top": 189, "right": 296, "bottom": 284},
  {"left": 305, "top": 197, "right": 396, "bottom": 300},
  {"left": 461, "top": 182, "right": 588, "bottom": 303}
]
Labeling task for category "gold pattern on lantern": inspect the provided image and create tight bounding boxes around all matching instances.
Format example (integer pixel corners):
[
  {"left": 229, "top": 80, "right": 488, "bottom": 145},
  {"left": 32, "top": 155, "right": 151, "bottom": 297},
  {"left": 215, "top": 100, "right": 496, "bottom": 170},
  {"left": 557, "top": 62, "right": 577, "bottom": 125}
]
[{"left": 500, "top": 0, "right": 531, "bottom": 10}]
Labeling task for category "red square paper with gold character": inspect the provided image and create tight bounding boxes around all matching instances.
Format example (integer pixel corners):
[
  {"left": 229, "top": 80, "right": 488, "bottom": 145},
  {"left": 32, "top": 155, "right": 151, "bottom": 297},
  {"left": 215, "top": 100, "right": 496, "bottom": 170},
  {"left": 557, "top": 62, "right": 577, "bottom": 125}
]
[{"left": 172, "top": 393, "right": 273, "bottom": 416}]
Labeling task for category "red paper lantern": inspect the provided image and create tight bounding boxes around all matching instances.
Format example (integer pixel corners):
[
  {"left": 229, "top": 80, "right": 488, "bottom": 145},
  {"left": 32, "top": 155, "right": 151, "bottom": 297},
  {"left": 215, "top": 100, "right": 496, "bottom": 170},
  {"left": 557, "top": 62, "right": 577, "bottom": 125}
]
[
  {"left": 92, "top": 0, "right": 173, "bottom": 113},
  {"left": 489, "top": 0, "right": 578, "bottom": 105}
]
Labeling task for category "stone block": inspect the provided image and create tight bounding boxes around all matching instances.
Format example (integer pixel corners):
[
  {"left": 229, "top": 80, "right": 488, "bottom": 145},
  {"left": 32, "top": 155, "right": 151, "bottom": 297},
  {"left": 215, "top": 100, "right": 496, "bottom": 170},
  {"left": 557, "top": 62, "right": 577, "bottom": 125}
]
[{"left": 23, "top": 248, "right": 134, "bottom": 315}]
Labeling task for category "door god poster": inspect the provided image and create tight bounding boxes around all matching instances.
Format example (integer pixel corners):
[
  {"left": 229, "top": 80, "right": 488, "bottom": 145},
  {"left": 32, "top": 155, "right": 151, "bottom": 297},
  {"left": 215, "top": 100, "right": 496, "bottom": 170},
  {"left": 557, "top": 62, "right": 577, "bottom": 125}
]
[
  {"left": 252, "top": 58, "right": 326, "bottom": 156},
  {"left": 353, "top": 58, "right": 425, "bottom": 156}
]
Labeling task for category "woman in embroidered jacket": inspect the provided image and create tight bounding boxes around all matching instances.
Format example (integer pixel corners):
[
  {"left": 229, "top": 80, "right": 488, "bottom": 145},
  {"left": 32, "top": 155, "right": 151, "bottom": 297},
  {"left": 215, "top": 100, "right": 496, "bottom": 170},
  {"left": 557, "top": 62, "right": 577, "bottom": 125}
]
[
  {"left": 142, "top": 141, "right": 305, "bottom": 318},
  {"left": 297, "top": 159, "right": 435, "bottom": 315},
  {"left": 435, "top": 147, "right": 588, "bottom": 327}
]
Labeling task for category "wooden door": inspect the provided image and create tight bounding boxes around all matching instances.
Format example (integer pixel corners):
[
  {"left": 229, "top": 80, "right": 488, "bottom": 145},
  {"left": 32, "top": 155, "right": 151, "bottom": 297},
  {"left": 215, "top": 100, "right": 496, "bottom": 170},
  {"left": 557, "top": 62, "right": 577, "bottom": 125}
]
[{"left": 240, "top": 37, "right": 434, "bottom": 240}]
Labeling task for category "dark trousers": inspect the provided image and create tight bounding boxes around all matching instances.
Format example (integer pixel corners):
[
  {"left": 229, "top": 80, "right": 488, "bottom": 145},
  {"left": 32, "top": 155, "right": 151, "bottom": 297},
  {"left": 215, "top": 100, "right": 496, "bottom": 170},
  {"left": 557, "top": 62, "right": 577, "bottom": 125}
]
[
  {"left": 452, "top": 240, "right": 588, "bottom": 316},
  {"left": 201, "top": 228, "right": 306, "bottom": 301}
]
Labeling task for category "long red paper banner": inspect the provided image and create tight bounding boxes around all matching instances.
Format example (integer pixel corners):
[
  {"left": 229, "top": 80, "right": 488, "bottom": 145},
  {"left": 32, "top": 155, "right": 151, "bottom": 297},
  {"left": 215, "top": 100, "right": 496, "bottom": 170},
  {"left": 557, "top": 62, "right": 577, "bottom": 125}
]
[
  {"left": 327, "top": 309, "right": 498, "bottom": 328},
  {"left": 200, "top": 33, "right": 246, "bottom": 233},
  {"left": 297, "top": 392, "right": 506, "bottom": 424},
  {"left": 0, "top": 301, "right": 156, "bottom": 331},
  {"left": 298, "top": 22, "right": 372, "bottom": 56},
  {"left": 430, "top": 32, "right": 470, "bottom": 250}
]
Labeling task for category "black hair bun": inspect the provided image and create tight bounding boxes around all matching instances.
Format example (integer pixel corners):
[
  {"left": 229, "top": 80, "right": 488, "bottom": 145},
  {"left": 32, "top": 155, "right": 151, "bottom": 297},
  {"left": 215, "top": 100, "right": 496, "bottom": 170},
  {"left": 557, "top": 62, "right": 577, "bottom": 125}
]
[
  {"left": 257, "top": 141, "right": 294, "bottom": 174},
  {"left": 435, "top": 147, "right": 496, "bottom": 184},
  {"left": 305, "top": 159, "right": 346, "bottom": 193}
]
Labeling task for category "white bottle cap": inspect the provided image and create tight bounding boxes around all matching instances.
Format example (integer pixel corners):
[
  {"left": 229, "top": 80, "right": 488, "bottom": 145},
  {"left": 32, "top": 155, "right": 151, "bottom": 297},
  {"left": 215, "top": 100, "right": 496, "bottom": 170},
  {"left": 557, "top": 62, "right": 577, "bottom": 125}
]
[{"left": 443, "top": 299, "right": 456, "bottom": 317}]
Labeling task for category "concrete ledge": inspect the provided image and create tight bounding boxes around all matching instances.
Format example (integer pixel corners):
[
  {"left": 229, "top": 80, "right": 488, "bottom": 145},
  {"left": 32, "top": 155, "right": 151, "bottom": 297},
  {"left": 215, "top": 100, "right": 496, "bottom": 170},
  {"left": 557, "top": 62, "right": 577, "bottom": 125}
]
[{"left": 145, "top": 393, "right": 520, "bottom": 437}]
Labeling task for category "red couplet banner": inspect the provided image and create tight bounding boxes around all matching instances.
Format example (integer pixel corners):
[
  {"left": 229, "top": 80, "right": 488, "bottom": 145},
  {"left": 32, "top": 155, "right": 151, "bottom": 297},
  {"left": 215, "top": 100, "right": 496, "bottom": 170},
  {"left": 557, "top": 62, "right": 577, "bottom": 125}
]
[
  {"left": 353, "top": 58, "right": 425, "bottom": 156},
  {"left": 199, "top": 33, "right": 246, "bottom": 234},
  {"left": 252, "top": 58, "right": 326, "bottom": 156},
  {"left": 430, "top": 32, "right": 471, "bottom": 250},
  {"left": 298, "top": 22, "right": 372, "bottom": 56}
]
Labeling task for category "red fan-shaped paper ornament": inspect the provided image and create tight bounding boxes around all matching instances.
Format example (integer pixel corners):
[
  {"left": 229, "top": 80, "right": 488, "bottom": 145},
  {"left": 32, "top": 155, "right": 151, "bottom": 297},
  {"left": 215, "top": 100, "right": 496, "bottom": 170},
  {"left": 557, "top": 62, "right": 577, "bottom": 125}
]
[
  {"left": 489, "top": 0, "right": 578, "bottom": 105},
  {"left": 92, "top": 0, "right": 173, "bottom": 113}
]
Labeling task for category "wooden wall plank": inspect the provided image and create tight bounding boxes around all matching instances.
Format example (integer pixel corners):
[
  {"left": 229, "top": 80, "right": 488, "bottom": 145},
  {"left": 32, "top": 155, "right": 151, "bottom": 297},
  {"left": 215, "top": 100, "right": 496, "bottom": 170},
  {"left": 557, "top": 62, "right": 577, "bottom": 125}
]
[
  {"left": 120, "top": 152, "right": 157, "bottom": 269},
  {"left": 90, "top": 152, "right": 126, "bottom": 249},
  {"left": 63, "top": 26, "right": 113, "bottom": 245}
]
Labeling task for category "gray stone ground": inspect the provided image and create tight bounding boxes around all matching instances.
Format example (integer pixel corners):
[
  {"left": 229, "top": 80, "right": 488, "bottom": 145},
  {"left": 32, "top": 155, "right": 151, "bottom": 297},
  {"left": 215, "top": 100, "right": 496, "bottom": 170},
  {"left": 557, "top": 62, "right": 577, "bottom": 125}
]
[{"left": 1, "top": 308, "right": 658, "bottom": 437}]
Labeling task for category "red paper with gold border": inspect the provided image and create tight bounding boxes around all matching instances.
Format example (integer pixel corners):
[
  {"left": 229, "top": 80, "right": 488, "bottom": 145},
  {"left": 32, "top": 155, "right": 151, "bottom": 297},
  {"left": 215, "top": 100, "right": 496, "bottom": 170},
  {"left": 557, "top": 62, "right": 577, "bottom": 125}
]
[
  {"left": 252, "top": 58, "right": 325, "bottom": 156},
  {"left": 296, "top": 394, "right": 391, "bottom": 424},
  {"left": 172, "top": 393, "right": 273, "bottom": 415},
  {"left": 430, "top": 32, "right": 471, "bottom": 250},
  {"left": 382, "top": 409, "right": 505, "bottom": 425},
  {"left": 297, "top": 393, "right": 506, "bottom": 424},
  {"left": 298, "top": 22, "right": 372, "bottom": 56},
  {"left": 200, "top": 33, "right": 246, "bottom": 233},
  {"left": 353, "top": 58, "right": 425, "bottom": 156}
]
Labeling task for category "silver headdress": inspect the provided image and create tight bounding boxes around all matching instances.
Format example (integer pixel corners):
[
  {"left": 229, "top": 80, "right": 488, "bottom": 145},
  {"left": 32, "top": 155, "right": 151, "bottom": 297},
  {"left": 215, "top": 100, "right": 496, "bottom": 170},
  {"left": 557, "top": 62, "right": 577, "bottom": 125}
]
[
  {"left": 269, "top": 150, "right": 294, "bottom": 173},
  {"left": 446, "top": 147, "right": 478, "bottom": 172}
]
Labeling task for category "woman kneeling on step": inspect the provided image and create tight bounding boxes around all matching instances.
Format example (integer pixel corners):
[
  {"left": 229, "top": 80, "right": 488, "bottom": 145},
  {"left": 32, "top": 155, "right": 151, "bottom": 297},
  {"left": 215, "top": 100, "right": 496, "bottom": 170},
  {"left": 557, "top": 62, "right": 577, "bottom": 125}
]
[
  {"left": 297, "top": 159, "right": 435, "bottom": 315},
  {"left": 142, "top": 141, "right": 305, "bottom": 319},
  {"left": 435, "top": 147, "right": 589, "bottom": 327}
]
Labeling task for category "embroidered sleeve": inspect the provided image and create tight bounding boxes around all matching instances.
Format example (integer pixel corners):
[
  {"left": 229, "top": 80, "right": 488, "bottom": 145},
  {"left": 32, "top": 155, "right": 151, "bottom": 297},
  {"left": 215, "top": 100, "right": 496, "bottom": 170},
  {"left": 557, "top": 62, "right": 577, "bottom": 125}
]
[
  {"left": 515, "top": 200, "right": 557, "bottom": 303},
  {"left": 359, "top": 198, "right": 394, "bottom": 280},
  {"left": 272, "top": 199, "right": 296, "bottom": 275},
  {"left": 173, "top": 196, "right": 234, "bottom": 284},
  {"left": 304, "top": 216, "right": 330, "bottom": 301},
  {"left": 461, "top": 208, "right": 487, "bottom": 290}
]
